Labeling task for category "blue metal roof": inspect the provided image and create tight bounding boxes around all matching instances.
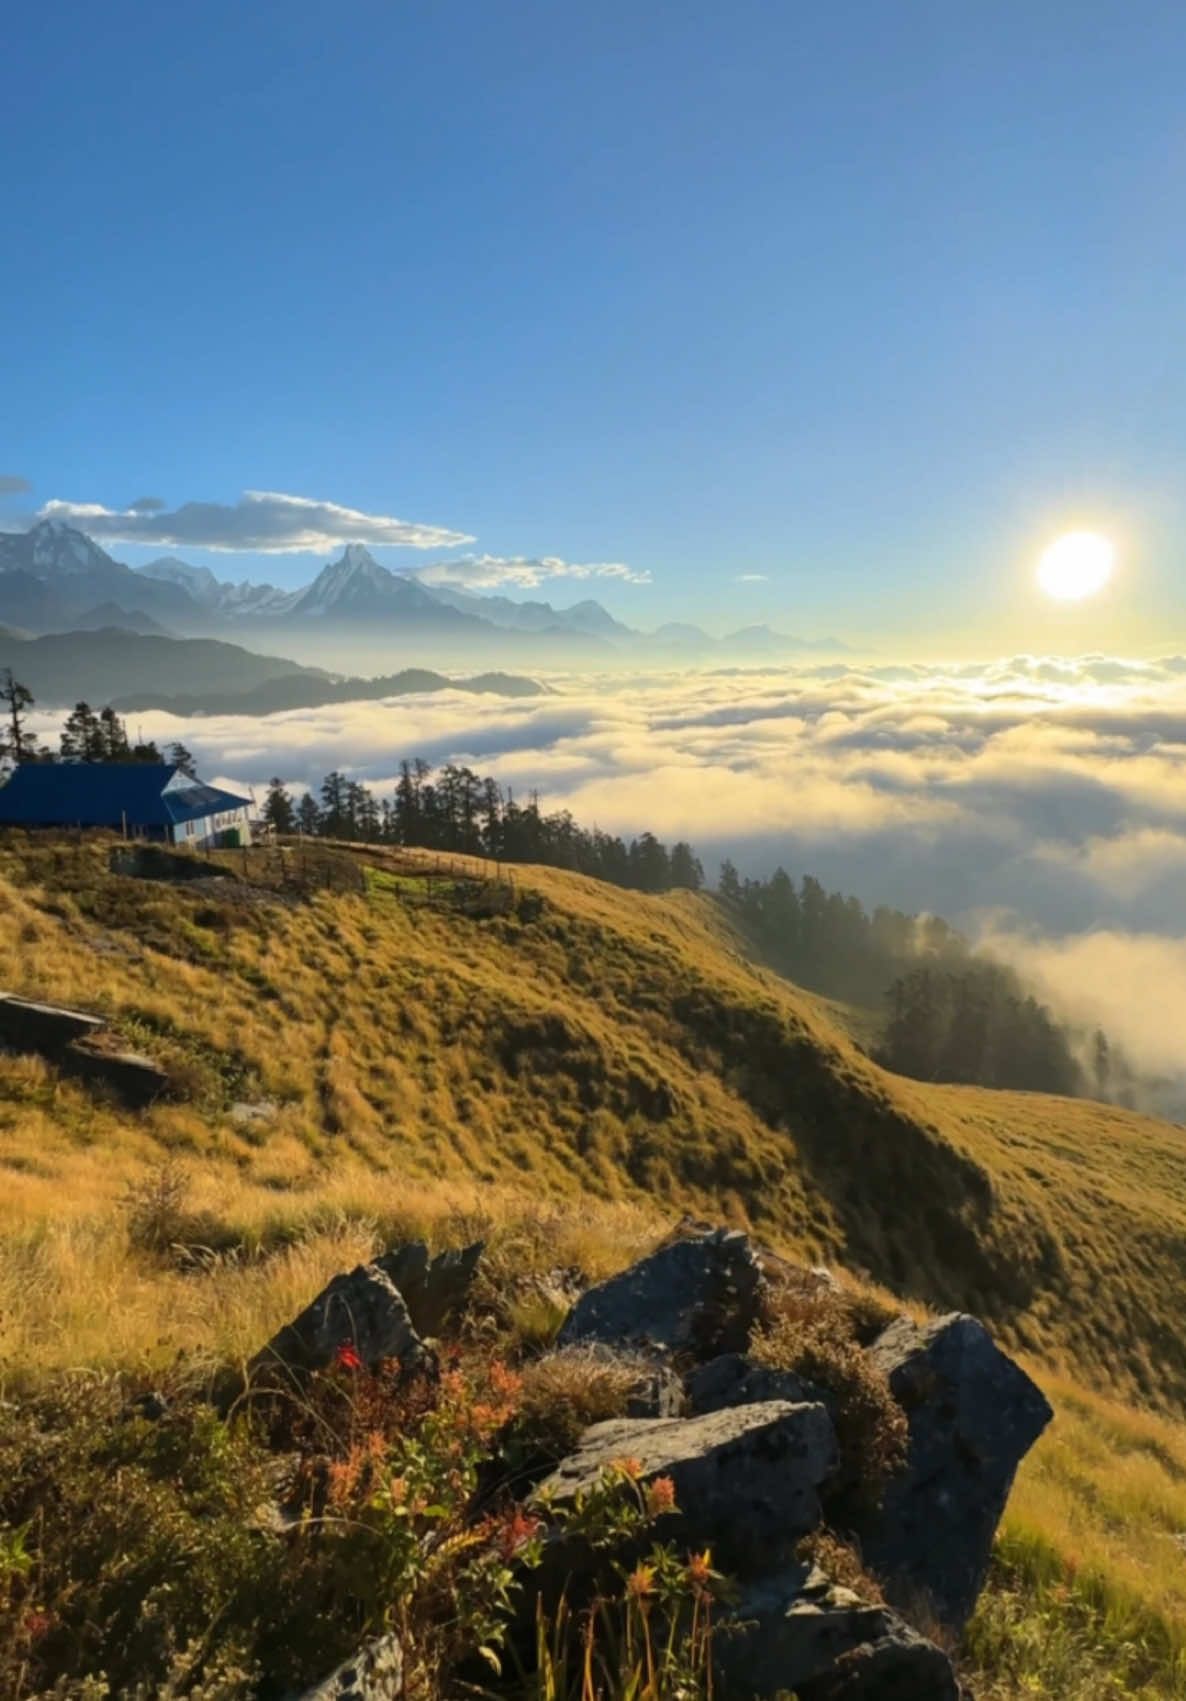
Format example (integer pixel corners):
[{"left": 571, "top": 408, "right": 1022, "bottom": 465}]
[{"left": 0, "top": 763, "right": 251, "bottom": 829}]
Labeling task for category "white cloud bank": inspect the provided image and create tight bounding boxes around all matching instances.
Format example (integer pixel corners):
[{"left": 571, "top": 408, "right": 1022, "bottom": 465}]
[
  {"left": 38, "top": 491, "right": 475, "bottom": 553},
  {"left": 30, "top": 653, "right": 1186, "bottom": 1073},
  {"left": 414, "top": 555, "right": 651, "bottom": 590}
]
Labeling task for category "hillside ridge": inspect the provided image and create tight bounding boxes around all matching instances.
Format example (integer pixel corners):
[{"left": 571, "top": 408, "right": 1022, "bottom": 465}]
[{"left": 0, "top": 834, "right": 1183, "bottom": 1411}]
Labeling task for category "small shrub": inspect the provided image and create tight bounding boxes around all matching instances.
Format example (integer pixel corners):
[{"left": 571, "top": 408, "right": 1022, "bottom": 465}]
[
  {"left": 515, "top": 1346, "right": 653, "bottom": 1458},
  {"left": 796, "top": 1528, "right": 885, "bottom": 1604},
  {"left": 506, "top": 1289, "right": 571, "bottom": 1354},
  {"left": 122, "top": 1161, "right": 245, "bottom": 1265},
  {"left": 0, "top": 1355, "right": 544, "bottom": 1699},
  {"left": 122, "top": 1158, "right": 193, "bottom": 1255},
  {"left": 750, "top": 1288, "right": 908, "bottom": 1507}
]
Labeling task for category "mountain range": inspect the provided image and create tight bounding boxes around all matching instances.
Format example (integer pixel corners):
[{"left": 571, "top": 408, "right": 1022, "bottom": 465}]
[{"left": 0, "top": 520, "right": 850, "bottom": 664}]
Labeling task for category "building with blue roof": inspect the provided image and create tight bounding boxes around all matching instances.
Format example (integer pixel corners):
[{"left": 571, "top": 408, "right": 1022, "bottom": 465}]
[{"left": 0, "top": 763, "right": 253, "bottom": 847}]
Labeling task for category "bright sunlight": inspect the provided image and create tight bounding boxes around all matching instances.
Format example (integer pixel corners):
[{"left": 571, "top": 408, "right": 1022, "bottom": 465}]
[{"left": 1037, "top": 530, "right": 1116, "bottom": 602}]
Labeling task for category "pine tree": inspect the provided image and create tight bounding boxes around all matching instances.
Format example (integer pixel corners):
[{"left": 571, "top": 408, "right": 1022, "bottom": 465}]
[
  {"left": 319, "top": 771, "right": 349, "bottom": 838},
  {"left": 0, "top": 671, "right": 35, "bottom": 765},
  {"left": 97, "top": 706, "right": 130, "bottom": 761},
  {"left": 628, "top": 832, "right": 671, "bottom": 892},
  {"left": 262, "top": 777, "right": 295, "bottom": 835},
  {"left": 168, "top": 741, "right": 198, "bottom": 778},
  {"left": 295, "top": 792, "right": 322, "bottom": 836},
  {"left": 60, "top": 702, "right": 104, "bottom": 762},
  {"left": 718, "top": 858, "right": 742, "bottom": 903},
  {"left": 670, "top": 842, "right": 704, "bottom": 890},
  {"left": 1092, "top": 1028, "right": 1111, "bottom": 1098}
]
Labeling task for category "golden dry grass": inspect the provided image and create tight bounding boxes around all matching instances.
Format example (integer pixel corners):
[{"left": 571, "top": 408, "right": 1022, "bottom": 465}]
[{"left": 4, "top": 832, "right": 1184, "bottom": 1403}]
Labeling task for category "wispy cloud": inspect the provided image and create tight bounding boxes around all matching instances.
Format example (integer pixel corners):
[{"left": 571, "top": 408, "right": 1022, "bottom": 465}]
[
  {"left": 0, "top": 475, "right": 31, "bottom": 495},
  {"left": 734, "top": 572, "right": 769, "bottom": 582},
  {"left": 38, "top": 490, "right": 475, "bottom": 554},
  {"left": 414, "top": 554, "right": 651, "bottom": 590}
]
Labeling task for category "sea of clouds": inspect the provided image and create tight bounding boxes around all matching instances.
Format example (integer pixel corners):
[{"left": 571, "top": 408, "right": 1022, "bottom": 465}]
[{"left": 36, "top": 654, "right": 1186, "bottom": 1081}]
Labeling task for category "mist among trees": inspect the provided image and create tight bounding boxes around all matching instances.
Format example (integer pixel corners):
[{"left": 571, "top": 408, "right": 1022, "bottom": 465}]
[{"left": 718, "top": 861, "right": 1130, "bottom": 1103}]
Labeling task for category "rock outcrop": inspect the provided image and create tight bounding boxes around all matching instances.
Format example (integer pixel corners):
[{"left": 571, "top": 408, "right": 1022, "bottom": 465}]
[
  {"left": 686, "top": 1349, "right": 823, "bottom": 1416},
  {"left": 716, "top": 1562, "right": 960, "bottom": 1700},
  {"left": 536, "top": 1399, "right": 835, "bottom": 1573},
  {"left": 852, "top": 1312, "right": 1053, "bottom": 1628},
  {"left": 557, "top": 1226, "right": 765, "bottom": 1360},
  {"left": 375, "top": 1239, "right": 483, "bottom": 1337},
  {"left": 251, "top": 1262, "right": 429, "bottom": 1381},
  {"left": 0, "top": 991, "right": 171, "bottom": 1108},
  {"left": 254, "top": 1226, "right": 1050, "bottom": 1699}
]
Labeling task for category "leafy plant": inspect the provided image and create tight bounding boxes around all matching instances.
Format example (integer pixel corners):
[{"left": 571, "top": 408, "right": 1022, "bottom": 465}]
[{"left": 526, "top": 1466, "right": 725, "bottom": 1700}]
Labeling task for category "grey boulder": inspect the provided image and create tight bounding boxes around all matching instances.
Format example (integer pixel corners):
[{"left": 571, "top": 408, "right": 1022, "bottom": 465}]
[
  {"left": 716, "top": 1562, "right": 959, "bottom": 1700},
  {"left": 250, "top": 1263, "right": 429, "bottom": 1381},
  {"left": 292, "top": 1634, "right": 403, "bottom": 1700},
  {"left": 854, "top": 1312, "right": 1053, "bottom": 1628},
  {"left": 536, "top": 1398, "right": 835, "bottom": 1574},
  {"left": 686, "top": 1351, "right": 823, "bottom": 1416},
  {"left": 558, "top": 1227, "right": 765, "bottom": 1361},
  {"left": 374, "top": 1239, "right": 483, "bottom": 1337}
]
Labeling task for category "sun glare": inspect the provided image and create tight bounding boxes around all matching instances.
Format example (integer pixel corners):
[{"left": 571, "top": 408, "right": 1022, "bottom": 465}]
[{"left": 1037, "top": 530, "right": 1115, "bottom": 602}]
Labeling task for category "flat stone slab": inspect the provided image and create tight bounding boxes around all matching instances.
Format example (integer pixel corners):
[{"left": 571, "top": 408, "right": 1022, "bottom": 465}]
[
  {"left": 62, "top": 1045, "right": 171, "bottom": 1109},
  {"left": 536, "top": 1398, "right": 835, "bottom": 1574},
  {"left": 0, "top": 992, "right": 104, "bottom": 1051}
]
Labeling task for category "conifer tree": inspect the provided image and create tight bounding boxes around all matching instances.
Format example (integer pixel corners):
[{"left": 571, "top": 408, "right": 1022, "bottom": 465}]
[
  {"left": 262, "top": 777, "right": 295, "bottom": 835},
  {"left": 0, "top": 670, "right": 35, "bottom": 765},
  {"left": 168, "top": 741, "right": 198, "bottom": 778}
]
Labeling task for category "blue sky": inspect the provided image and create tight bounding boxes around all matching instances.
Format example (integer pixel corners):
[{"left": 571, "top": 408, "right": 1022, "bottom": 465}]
[{"left": 3, "top": 0, "right": 1185, "bottom": 648}]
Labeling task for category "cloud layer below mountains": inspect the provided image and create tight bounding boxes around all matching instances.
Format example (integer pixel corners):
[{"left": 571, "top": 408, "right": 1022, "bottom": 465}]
[{"left": 35, "top": 653, "right": 1186, "bottom": 1072}]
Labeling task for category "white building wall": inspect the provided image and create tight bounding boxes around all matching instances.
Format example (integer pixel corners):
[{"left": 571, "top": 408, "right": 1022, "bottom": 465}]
[{"left": 170, "top": 808, "right": 252, "bottom": 849}]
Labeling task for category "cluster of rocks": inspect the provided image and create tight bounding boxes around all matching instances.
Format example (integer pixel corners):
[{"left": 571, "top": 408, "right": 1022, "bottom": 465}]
[{"left": 267, "top": 1226, "right": 1050, "bottom": 1701}]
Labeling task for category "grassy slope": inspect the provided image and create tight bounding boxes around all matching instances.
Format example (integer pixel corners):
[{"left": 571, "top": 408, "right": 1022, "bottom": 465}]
[
  {"left": 6, "top": 836, "right": 1182, "bottom": 1397},
  {"left": 2, "top": 834, "right": 1186, "bottom": 1692}
]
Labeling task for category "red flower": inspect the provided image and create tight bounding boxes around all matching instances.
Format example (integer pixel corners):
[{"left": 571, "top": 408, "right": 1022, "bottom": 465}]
[
  {"left": 335, "top": 1342, "right": 363, "bottom": 1371},
  {"left": 496, "top": 1507, "right": 542, "bottom": 1560}
]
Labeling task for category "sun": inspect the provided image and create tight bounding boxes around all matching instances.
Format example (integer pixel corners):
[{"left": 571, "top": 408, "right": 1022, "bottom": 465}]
[{"left": 1037, "top": 530, "right": 1115, "bottom": 602}]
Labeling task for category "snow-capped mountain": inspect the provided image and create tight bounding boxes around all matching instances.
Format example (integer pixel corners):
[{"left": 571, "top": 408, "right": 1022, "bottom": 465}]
[
  {"left": 0, "top": 517, "right": 129, "bottom": 581},
  {"left": 0, "top": 521, "right": 204, "bottom": 629},
  {"left": 137, "top": 556, "right": 224, "bottom": 602},
  {"left": 283, "top": 545, "right": 485, "bottom": 627},
  {"left": 0, "top": 522, "right": 851, "bottom": 660},
  {"left": 140, "top": 555, "right": 298, "bottom": 617}
]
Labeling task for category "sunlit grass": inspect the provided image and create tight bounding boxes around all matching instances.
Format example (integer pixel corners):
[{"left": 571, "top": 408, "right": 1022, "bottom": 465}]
[{"left": 966, "top": 1371, "right": 1186, "bottom": 1696}]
